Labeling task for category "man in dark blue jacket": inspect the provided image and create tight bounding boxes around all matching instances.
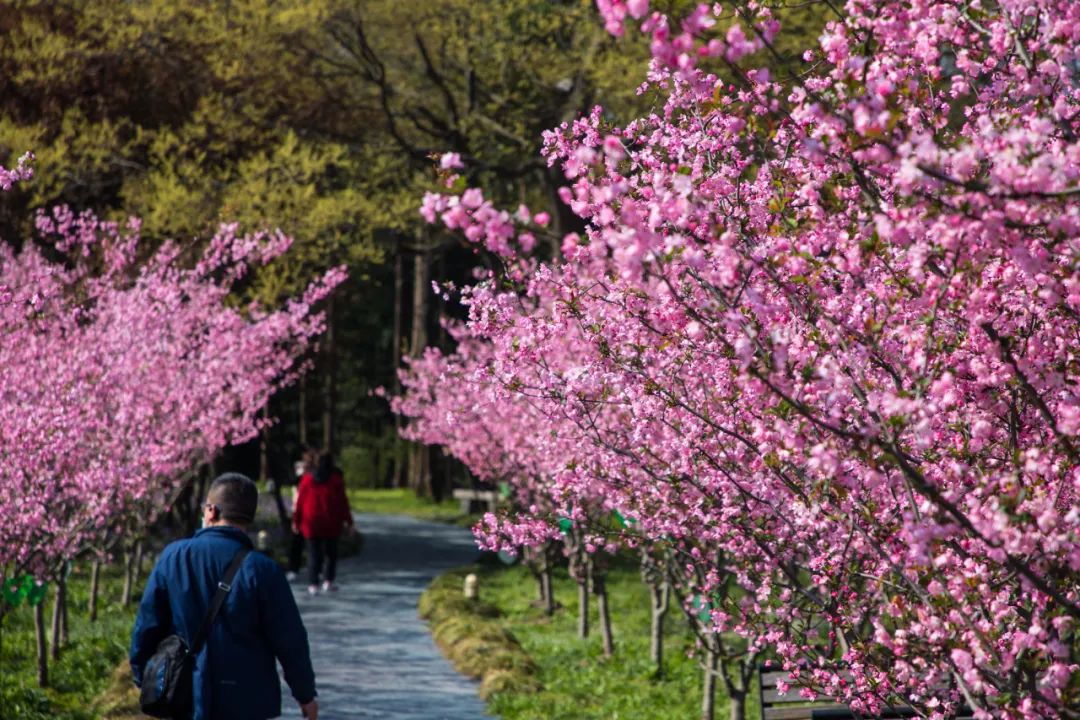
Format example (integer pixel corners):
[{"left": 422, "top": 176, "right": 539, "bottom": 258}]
[{"left": 131, "top": 473, "right": 319, "bottom": 719}]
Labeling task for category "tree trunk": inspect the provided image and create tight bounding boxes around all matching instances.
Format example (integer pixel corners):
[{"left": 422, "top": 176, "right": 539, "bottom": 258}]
[
  {"left": 701, "top": 647, "right": 719, "bottom": 720},
  {"left": 270, "top": 474, "right": 290, "bottom": 531},
  {"left": 729, "top": 690, "right": 746, "bottom": 720},
  {"left": 322, "top": 294, "right": 337, "bottom": 454},
  {"left": 177, "top": 481, "right": 194, "bottom": 537},
  {"left": 407, "top": 242, "right": 431, "bottom": 495},
  {"left": 50, "top": 577, "right": 64, "bottom": 661},
  {"left": 259, "top": 405, "right": 270, "bottom": 482},
  {"left": 723, "top": 654, "right": 755, "bottom": 720},
  {"left": 60, "top": 574, "right": 69, "bottom": 647},
  {"left": 298, "top": 373, "right": 308, "bottom": 447},
  {"left": 409, "top": 444, "right": 431, "bottom": 498},
  {"left": 35, "top": 599, "right": 48, "bottom": 687},
  {"left": 122, "top": 548, "right": 134, "bottom": 606},
  {"left": 260, "top": 403, "right": 289, "bottom": 532},
  {"left": 423, "top": 447, "right": 432, "bottom": 497},
  {"left": 197, "top": 462, "right": 210, "bottom": 503},
  {"left": 594, "top": 572, "right": 614, "bottom": 658},
  {"left": 200, "top": 456, "right": 215, "bottom": 525},
  {"left": 133, "top": 539, "right": 144, "bottom": 583},
  {"left": 434, "top": 252, "right": 447, "bottom": 348},
  {"left": 530, "top": 551, "right": 546, "bottom": 604},
  {"left": 408, "top": 446, "right": 419, "bottom": 494},
  {"left": 650, "top": 579, "right": 670, "bottom": 677},
  {"left": 391, "top": 249, "right": 404, "bottom": 489},
  {"left": 181, "top": 466, "right": 209, "bottom": 536},
  {"left": 577, "top": 580, "right": 589, "bottom": 639},
  {"left": 409, "top": 243, "right": 429, "bottom": 358},
  {"left": 88, "top": 559, "right": 101, "bottom": 622},
  {"left": 569, "top": 544, "right": 590, "bottom": 639},
  {"left": 541, "top": 564, "right": 554, "bottom": 616},
  {"left": 525, "top": 546, "right": 554, "bottom": 615},
  {"left": 437, "top": 448, "right": 451, "bottom": 502}
]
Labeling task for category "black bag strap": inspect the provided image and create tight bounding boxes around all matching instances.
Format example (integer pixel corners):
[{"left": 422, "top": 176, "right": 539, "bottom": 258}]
[{"left": 189, "top": 547, "right": 250, "bottom": 656}]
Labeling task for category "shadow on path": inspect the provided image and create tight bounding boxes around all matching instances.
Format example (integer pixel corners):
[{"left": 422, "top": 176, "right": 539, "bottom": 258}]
[{"left": 279, "top": 513, "right": 490, "bottom": 720}]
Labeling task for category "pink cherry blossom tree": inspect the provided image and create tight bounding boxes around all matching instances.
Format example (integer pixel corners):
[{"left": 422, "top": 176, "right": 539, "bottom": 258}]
[
  {"left": 398, "top": 1, "right": 1080, "bottom": 718},
  {"left": 0, "top": 170, "right": 344, "bottom": 644}
]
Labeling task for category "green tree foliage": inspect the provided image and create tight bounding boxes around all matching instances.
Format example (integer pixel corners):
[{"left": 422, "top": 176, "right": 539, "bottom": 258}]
[
  {"left": 0, "top": 0, "right": 826, "bottom": 486},
  {"left": 0, "top": 1, "right": 372, "bottom": 272},
  {"left": 301, "top": 0, "right": 653, "bottom": 239}
]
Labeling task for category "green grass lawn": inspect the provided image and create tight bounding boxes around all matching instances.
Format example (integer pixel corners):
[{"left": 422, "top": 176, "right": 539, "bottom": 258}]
[
  {"left": 347, "top": 487, "right": 478, "bottom": 525},
  {"left": 426, "top": 557, "right": 760, "bottom": 720},
  {"left": 0, "top": 563, "right": 139, "bottom": 720}
]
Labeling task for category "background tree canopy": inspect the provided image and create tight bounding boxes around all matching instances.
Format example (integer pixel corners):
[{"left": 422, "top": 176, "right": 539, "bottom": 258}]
[{"left": 0, "top": 0, "right": 823, "bottom": 494}]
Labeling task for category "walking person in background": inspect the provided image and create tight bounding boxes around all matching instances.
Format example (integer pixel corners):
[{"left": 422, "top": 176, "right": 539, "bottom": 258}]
[
  {"left": 284, "top": 447, "right": 319, "bottom": 581},
  {"left": 131, "top": 472, "right": 318, "bottom": 719},
  {"left": 292, "top": 451, "right": 354, "bottom": 596}
]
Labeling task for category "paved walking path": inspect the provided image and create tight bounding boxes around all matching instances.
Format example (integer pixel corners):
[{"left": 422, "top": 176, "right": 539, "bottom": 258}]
[{"left": 279, "top": 513, "right": 490, "bottom": 720}]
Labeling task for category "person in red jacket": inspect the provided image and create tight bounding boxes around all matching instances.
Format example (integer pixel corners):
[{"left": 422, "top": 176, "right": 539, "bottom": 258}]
[{"left": 292, "top": 451, "right": 354, "bottom": 595}]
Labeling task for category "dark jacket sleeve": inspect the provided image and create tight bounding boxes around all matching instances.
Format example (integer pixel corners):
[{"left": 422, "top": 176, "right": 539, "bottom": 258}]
[
  {"left": 259, "top": 560, "right": 316, "bottom": 703},
  {"left": 130, "top": 554, "right": 171, "bottom": 687}
]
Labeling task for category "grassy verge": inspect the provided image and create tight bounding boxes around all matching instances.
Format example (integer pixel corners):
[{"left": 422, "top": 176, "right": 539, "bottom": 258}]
[
  {"left": 422, "top": 557, "right": 759, "bottom": 720},
  {"left": 420, "top": 570, "right": 540, "bottom": 699},
  {"left": 347, "top": 487, "right": 479, "bottom": 526},
  {"left": 0, "top": 563, "right": 139, "bottom": 720}
]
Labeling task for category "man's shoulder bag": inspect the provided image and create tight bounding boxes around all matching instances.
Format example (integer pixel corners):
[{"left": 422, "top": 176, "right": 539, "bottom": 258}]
[{"left": 140, "top": 546, "right": 251, "bottom": 719}]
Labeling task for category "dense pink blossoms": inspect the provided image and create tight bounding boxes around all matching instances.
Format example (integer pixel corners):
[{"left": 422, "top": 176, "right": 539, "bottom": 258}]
[
  {"left": 0, "top": 169, "right": 345, "bottom": 588},
  {"left": 398, "top": 1, "right": 1080, "bottom": 717}
]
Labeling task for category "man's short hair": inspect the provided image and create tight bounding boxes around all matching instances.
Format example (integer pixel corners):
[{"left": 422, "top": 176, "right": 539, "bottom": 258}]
[{"left": 207, "top": 472, "right": 258, "bottom": 524}]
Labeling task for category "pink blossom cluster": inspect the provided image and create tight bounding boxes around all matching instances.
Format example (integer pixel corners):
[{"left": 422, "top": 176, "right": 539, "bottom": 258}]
[
  {"left": 0, "top": 152, "right": 34, "bottom": 191},
  {"left": 596, "top": 1, "right": 775, "bottom": 83},
  {"left": 0, "top": 198, "right": 344, "bottom": 588},
  {"left": 393, "top": 315, "right": 585, "bottom": 550},
  {"left": 399, "top": 0, "right": 1080, "bottom": 716},
  {"left": 420, "top": 189, "right": 547, "bottom": 259}
]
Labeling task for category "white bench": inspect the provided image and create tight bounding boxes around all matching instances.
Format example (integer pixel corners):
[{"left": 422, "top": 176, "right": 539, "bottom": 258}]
[{"left": 451, "top": 488, "right": 499, "bottom": 514}]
